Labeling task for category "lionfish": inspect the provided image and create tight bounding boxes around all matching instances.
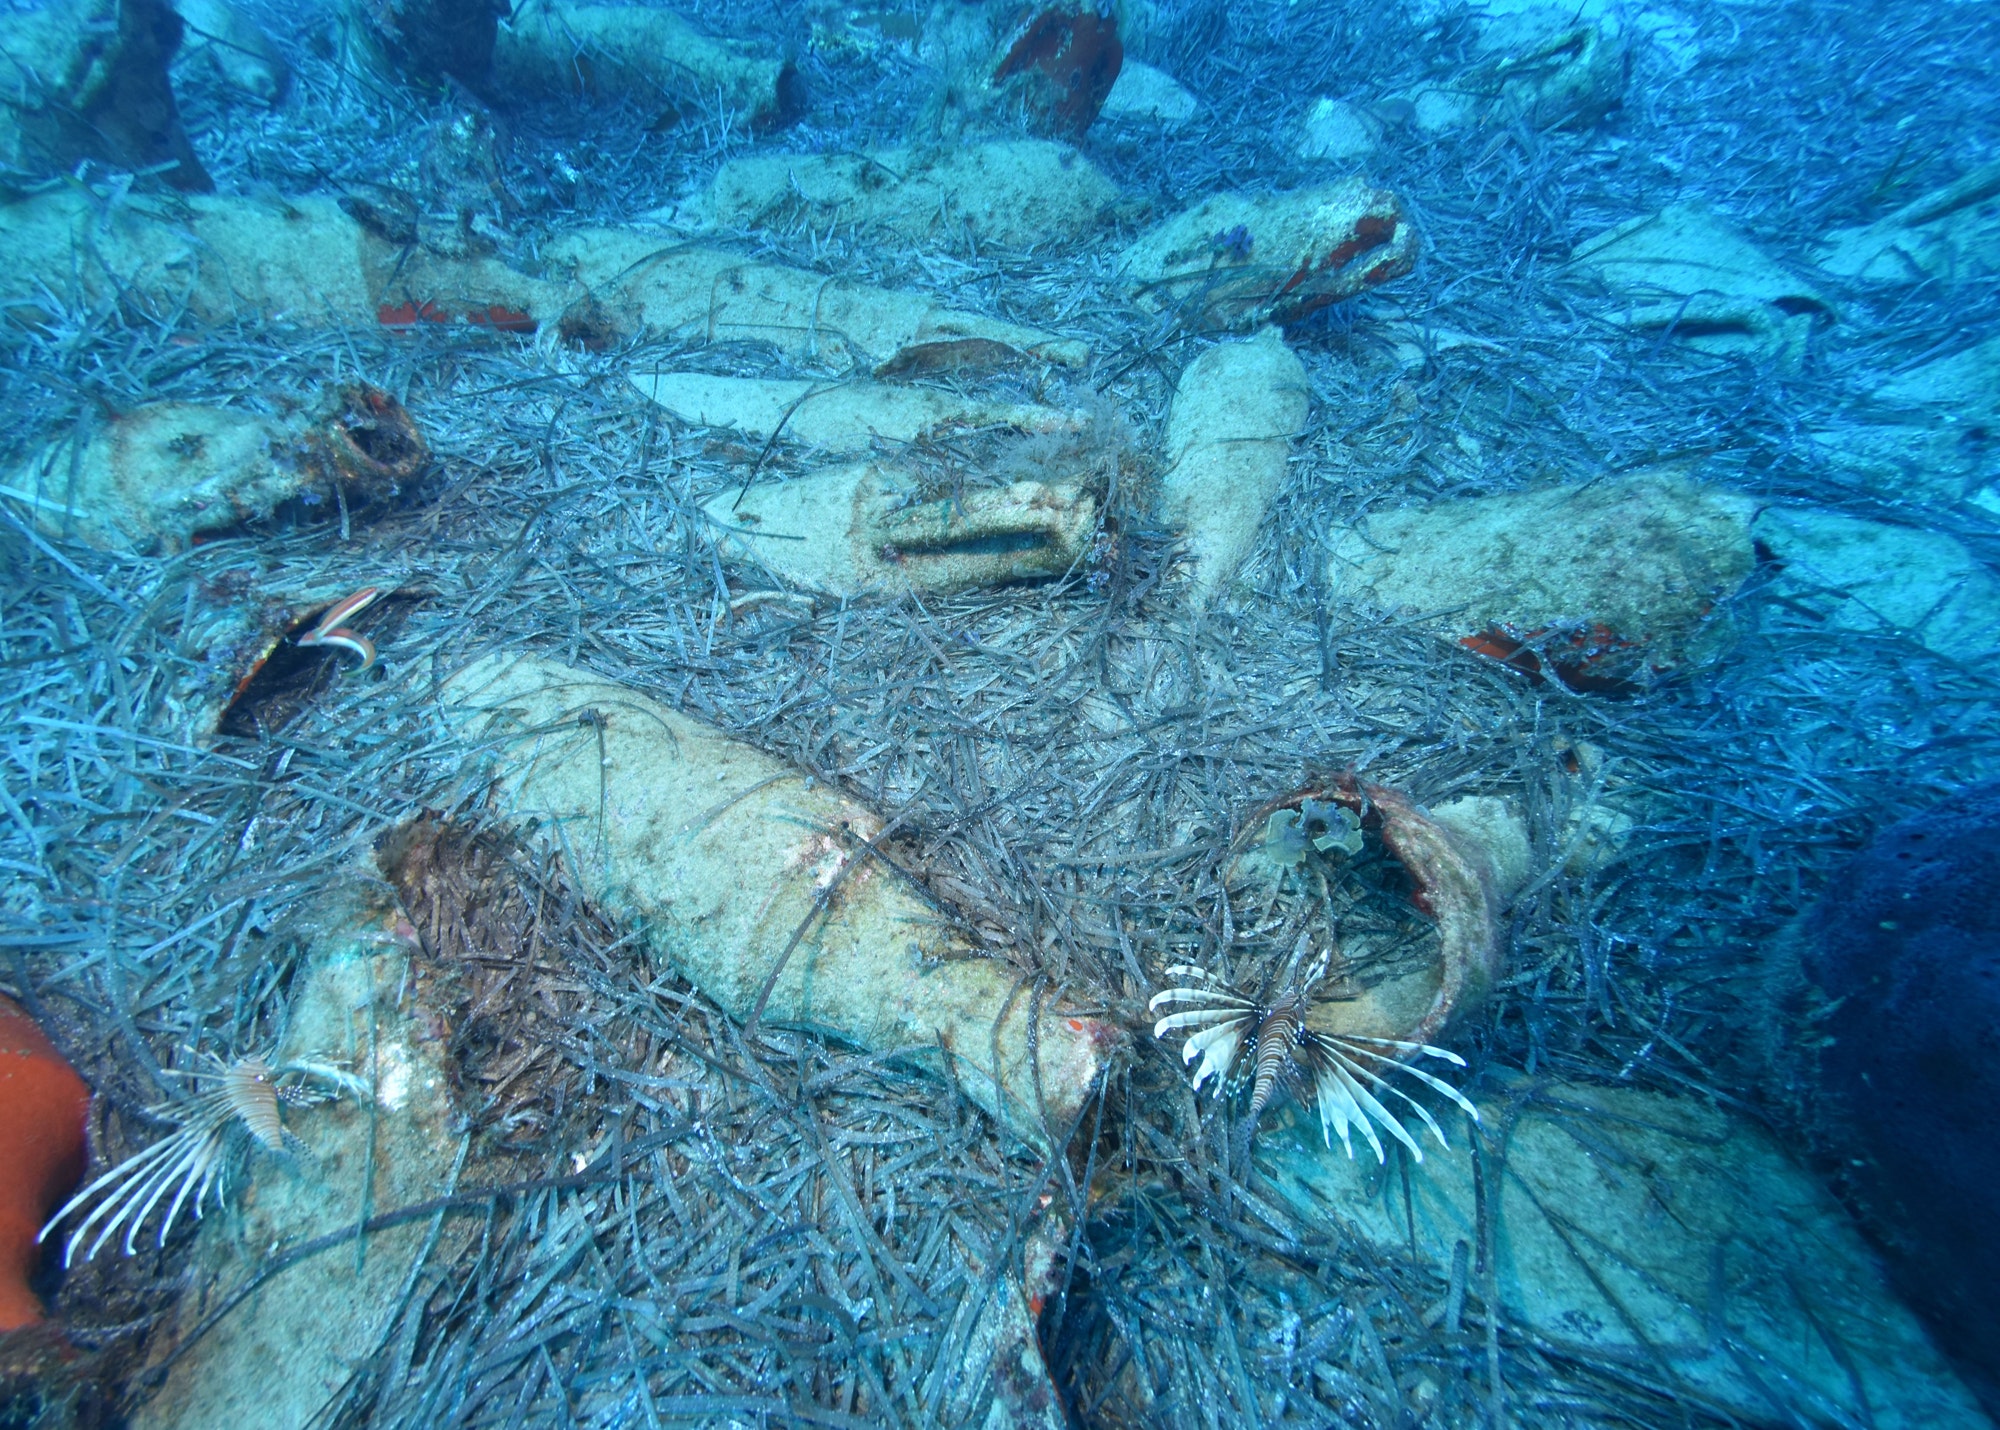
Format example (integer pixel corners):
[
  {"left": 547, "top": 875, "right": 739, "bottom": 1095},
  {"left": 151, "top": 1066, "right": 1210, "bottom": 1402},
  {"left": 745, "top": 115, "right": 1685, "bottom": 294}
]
[
  {"left": 1149, "top": 953, "right": 1479, "bottom": 1162},
  {"left": 41, "top": 1055, "right": 365, "bottom": 1266}
]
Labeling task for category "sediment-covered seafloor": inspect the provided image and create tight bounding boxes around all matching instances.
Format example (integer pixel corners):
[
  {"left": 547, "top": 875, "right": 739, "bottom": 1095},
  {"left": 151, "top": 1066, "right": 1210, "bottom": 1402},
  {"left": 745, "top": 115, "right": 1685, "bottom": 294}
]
[{"left": 3, "top": 0, "right": 1999, "bottom": 1425}]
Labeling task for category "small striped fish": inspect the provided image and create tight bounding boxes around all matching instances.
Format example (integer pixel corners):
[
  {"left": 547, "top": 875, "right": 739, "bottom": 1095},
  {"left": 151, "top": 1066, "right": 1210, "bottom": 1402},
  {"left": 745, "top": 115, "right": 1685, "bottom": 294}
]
[
  {"left": 40, "top": 1055, "right": 366, "bottom": 1265},
  {"left": 1150, "top": 955, "right": 1479, "bottom": 1162}
]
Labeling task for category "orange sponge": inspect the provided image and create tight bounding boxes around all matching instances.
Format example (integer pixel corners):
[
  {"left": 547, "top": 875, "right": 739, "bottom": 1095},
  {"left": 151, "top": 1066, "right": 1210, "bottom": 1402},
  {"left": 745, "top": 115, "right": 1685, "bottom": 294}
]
[{"left": 0, "top": 995, "right": 90, "bottom": 1330}]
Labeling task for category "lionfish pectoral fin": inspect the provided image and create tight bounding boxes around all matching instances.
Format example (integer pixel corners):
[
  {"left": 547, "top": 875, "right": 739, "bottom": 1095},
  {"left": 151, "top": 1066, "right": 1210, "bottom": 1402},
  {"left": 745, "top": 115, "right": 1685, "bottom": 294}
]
[
  {"left": 1154, "top": 1007, "right": 1248, "bottom": 1038},
  {"left": 1189, "top": 1024, "right": 1246, "bottom": 1091},
  {"left": 1323, "top": 1048, "right": 1427, "bottom": 1162},
  {"left": 1317, "top": 1063, "right": 1380, "bottom": 1161}
]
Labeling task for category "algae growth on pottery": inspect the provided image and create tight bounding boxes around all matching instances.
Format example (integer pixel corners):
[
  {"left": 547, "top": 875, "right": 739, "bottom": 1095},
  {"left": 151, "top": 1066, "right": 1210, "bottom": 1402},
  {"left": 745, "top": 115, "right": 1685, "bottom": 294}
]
[{"left": 5, "top": 0, "right": 2000, "bottom": 1425}]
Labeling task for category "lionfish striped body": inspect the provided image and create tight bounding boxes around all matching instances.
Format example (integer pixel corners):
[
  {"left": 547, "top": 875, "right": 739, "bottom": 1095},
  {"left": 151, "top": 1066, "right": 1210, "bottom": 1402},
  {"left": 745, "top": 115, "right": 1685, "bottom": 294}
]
[
  {"left": 1150, "top": 958, "right": 1479, "bottom": 1161},
  {"left": 41, "top": 1055, "right": 365, "bottom": 1266},
  {"left": 1247, "top": 990, "right": 1308, "bottom": 1125}
]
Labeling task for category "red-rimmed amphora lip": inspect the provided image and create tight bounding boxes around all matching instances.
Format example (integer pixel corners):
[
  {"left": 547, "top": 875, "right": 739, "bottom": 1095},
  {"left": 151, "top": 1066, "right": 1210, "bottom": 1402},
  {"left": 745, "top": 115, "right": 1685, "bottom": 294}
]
[{"left": 1223, "top": 774, "right": 1501, "bottom": 1050}]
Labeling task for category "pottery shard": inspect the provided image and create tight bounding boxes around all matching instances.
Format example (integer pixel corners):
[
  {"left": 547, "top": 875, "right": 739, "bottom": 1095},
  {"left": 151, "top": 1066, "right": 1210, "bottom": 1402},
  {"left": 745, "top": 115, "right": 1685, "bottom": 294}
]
[
  {"left": 0, "top": 0, "right": 209, "bottom": 191},
  {"left": 493, "top": 0, "right": 799, "bottom": 127},
  {"left": 437, "top": 655, "right": 1117, "bottom": 1150},
  {"left": 987, "top": 2, "right": 1122, "bottom": 137},
  {"left": 1160, "top": 328, "right": 1310, "bottom": 607},
  {"left": 134, "top": 887, "right": 464, "bottom": 1430},
  {"left": 633, "top": 372, "right": 1087, "bottom": 454},
  {"left": 1567, "top": 202, "right": 1834, "bottom": 368},
  {"left": 1327, "top": 472, "right": 1755, "bottom": 677},
  {"left": 1816, "top": 161, "right": 2000, "bottom": 286},
  {"left": 546, "top": 228, "right": 1089, "bottom": 371},
  {"left": 1230, "top": 778, "right": 1501, "bottom": 1050},
  {"left": 1752, "top": 506, "right": 2000, "bottom": 662},
  {"left": 1476, "top": 17, "right": 1627, "bottom": 130},
  {"left": 0, "top": 191, "right": 1087, "bottom": 372},
  {"left": 1258, "top": 1075, "right": 1991, "bottom": 1430},
  {"left": 1118, "top": 177, "right": 1417, "bottom": 330},
  {"left": 1812, "top": 336, "right": 2000, "bottom": 504},
  {"left": 707, "top": 462, "right": 1097, "bottom": 598},
  {"left": 1297, "top": 96, "right": 1379, "bottom": 162},
  {"left": 688, "top": 139, "right": 1121, "bottom": 249},
  {"left": 3, "top": 387, "right": 425, "bottom": 555},
  {"left": 0, "top": 189, "right": 543, "bottom": 327}
]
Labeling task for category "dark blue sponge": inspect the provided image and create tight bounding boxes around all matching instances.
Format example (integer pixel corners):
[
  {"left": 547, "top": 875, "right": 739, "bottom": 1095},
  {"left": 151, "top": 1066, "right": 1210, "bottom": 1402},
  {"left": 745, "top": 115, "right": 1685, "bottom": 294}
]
[{"left": 1803, "top": 781, "right": 2000, "bottom": 1404}]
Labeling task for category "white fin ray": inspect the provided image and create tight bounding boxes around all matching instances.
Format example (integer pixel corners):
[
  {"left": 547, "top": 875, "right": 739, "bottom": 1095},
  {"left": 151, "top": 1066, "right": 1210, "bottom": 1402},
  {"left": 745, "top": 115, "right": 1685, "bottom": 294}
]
[
  {"left": 116, "top": 1121, "right": 226, "bottom": 1256},
  {"left": 1310, "top": 1032, "right": 1481, "bottom": 1129},
  {"left": 1148, "top": 987, "right": 1253, "bottom": 1014},
  {"left": 42, "top": 1053, "right": 369, "bottom": 1264},
  {"left": 1329, "top": 1032, "right": 1468, "bottom": 1068},
  {"left": 1153, "top": 1007, "right": 1249, "bottom": 1037},
  {"left": 1185, "top": 1021, "right": 1248, "bottom": 1091},
  {"left": 45, "top": 1129, "right": 190, "bottom": 1261},
  {"left": 1320, "top": 1064, "right": 1384, "bottom": 1160},
  {"left": 1324, "top": 1043, "right": 1454, "bottom": 1150},
  {"left": 83, "top": 1127, "right": 216, "bottom": 1263},
  {"left": 1333, "top": 1056, "right": 1427, "bottom": 1161},
  {"left": 1149, "top": 959, "right": 1481, "bottom": 1162}
]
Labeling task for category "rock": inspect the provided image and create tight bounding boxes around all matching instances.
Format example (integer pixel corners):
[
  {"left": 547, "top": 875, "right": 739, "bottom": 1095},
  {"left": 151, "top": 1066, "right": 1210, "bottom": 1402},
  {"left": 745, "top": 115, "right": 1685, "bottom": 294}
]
[
  {"left": 0, "top": 0, "right": 209, "bottom": 191},
  {"left": 1430, "top": 791, "right": 1632, "bottom": 900},
  {"left": 1297, "top": 97, "right": 1378, "bottom": 162},
  {"left": 684, "top": 139, "right": 1121, "bottom": 248},
  {"left": 1099, "top": 59, "right": 1197, "bottom": 126},
  {"left": 0, "top": 190, "right": 1088, "bottom": 372},
  {"left": 707, "top": 462, "right": 1097, "bottom": 597},
  {"left": 1327, "top": 472, "right": 1756, "bottom": 689},
  {"left": 1567, "top": 203, "right": 1835, "bottom": 369},
  {"left": 632, "top": 372, "right": 1088, "bottom": 454},
  {"left": 436, "top": 655, "right": 1119, "bottom": 1151},
  {"left": 1782, "top": 784, "right": 2000, "bottom": 1410},
  {"left": 173, "top": 0, "right": 288, "bottom": 104},
  {"left": 493, "top": 0, "right": 801, "bottom": 128},
  {"left": 1118, "top": 178, "right": 1418, "bottom": 330},
  {"left": 1751, "top": 506, "right": 2000, "bottom": 661},
  {"left": 1257, "top": 1075, "right": 1991, "bottom": 1430},
  {"left": 1159, "top": 328, "right": 1310, "bottom": 608},
  {"left": 1816, "top": 161, "right": 2000, "bottom": 286},
  {"left": 133, "top": 888, "right": 464, "bottom": 1430}
]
